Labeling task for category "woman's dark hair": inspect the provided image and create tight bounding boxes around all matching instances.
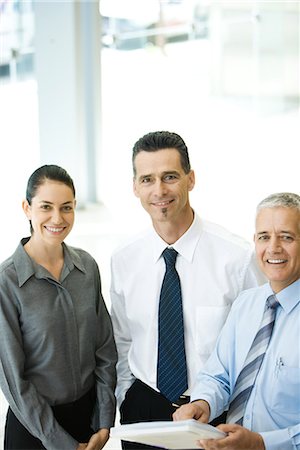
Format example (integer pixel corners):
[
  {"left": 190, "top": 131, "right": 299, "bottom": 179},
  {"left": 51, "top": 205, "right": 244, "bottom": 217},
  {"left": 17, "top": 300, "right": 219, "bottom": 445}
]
[{"left": 26, "top": 165, "right": 75, "bottom": 205}]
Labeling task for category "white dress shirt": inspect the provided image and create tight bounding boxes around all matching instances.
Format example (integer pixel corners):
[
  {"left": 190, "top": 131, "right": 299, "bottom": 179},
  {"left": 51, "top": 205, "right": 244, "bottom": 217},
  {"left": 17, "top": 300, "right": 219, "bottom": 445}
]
[{"left": 110, "top": 214, "right": 264, "bottom": 406}]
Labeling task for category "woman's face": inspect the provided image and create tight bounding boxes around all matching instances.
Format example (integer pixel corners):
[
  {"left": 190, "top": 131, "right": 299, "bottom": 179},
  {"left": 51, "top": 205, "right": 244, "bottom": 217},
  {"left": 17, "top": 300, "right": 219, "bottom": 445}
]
[{"left": 23, "top": 179, "right": 76, "bottom": 247}]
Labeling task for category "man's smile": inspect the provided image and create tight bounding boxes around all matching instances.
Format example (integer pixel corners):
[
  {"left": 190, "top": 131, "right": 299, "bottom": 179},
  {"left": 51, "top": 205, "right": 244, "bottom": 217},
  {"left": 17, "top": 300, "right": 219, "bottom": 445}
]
[
  {"left": 266, "top": 259, "right": 287, "bottom": 264},
  {"left": 151, "top": 200, "right": 174, "bottom": 207}
]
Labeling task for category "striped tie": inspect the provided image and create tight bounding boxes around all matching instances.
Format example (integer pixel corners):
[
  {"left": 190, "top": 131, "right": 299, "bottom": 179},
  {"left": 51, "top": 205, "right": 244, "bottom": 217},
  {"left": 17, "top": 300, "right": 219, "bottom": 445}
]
[
  {"left": 157, "top": 248, "right": 188, "bottom": 403},
  {"left": 227, "top": 294, "right": 279, "bottom": 425}
]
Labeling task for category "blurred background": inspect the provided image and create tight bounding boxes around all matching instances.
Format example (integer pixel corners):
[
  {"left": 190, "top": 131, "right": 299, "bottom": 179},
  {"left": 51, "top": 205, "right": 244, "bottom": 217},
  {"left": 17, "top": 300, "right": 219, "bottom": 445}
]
[{"left": 0, "top": 1, "right": 299, "bottom": 448}]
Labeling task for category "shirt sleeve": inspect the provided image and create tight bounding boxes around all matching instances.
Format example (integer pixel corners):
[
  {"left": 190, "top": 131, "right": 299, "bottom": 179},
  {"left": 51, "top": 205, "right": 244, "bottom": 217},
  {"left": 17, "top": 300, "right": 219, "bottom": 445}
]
[
  {"left": 0, "top": 274, "right": 79, "bottom": 450},
  {"left": 110, "top": 257, "right": 136, "bottom": 407},
  {"left": 260, "top": 423, "right": 300, "bottom": 450},
  {"left": 92, "top": 263, "right": 118, "bottom": 430},
  {"left": 190, "top": 303, "right": 238, "bottom": 420}
]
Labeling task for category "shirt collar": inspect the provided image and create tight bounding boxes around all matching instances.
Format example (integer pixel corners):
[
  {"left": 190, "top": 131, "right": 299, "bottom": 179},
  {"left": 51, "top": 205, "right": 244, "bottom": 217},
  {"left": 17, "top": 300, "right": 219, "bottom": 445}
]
[
  {"left": 63, "top": 243, "right": 86, "bottom": 274},
  {"left": 13, "top": 238, "right": 35, "bottom": 287},
  {"left": 13, "top": 238, "right": 86, "bottom": 287},
  {"left": 273, "top": 278, "right": 300, "bottom": 314},
  {"left": 151, "top": 213, "right": 203, "bottom": 263}
]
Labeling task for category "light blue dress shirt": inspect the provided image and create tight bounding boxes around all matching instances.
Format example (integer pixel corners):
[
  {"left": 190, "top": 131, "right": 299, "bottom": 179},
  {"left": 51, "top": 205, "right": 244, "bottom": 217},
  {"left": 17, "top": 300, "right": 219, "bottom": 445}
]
[{"left": 191, "top": 279, "right": 300, "bottom": 450}]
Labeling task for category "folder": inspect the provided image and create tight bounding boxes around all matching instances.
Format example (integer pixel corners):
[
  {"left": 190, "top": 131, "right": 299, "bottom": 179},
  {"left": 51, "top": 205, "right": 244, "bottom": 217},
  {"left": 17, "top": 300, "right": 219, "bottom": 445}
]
[{"left": 111, "top": 419, "right": 226, "bottom": 449}]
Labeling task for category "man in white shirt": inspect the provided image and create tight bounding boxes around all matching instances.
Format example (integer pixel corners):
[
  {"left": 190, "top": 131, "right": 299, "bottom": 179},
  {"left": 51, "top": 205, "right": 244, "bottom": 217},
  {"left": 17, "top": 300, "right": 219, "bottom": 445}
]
[{"left": 110, "top": 131, "right": 264, "bottom": 450}]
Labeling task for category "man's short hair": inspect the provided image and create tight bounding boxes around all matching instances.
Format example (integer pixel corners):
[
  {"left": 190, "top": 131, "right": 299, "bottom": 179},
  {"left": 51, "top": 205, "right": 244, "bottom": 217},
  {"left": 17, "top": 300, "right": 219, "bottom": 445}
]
[
  {"left": 257, "top": 192, "right": 300, "bottom": 214},
  {"left": 132, "top": 131, "right": 191, "bottom": 176}
]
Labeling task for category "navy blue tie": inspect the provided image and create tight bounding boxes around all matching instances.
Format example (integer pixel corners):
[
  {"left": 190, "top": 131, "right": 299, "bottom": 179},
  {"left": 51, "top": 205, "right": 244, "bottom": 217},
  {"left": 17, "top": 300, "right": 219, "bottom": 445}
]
[{"left": 157, "top": 247, "right": 188, "bottom": 402}]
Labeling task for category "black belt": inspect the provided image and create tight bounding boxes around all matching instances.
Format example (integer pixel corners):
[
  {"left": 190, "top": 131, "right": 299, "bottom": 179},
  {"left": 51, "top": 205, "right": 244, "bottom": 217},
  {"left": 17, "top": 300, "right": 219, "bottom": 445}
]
[
  {"left": 171, "top": 395, "right": 190, "bottom": 408},
  {"left": 135, "top": 379, "right": 190, "bottom": 408}
]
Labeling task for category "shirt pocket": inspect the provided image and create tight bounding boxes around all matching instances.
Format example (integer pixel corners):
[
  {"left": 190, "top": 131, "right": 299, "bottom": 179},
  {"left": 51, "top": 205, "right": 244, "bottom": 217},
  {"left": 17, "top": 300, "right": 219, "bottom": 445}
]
[
  {"left": 195, "top": 305, "right": 231, "bottom": 357},
  {"left": 271, "top": 365, "right": 300, "bottom": 415}
]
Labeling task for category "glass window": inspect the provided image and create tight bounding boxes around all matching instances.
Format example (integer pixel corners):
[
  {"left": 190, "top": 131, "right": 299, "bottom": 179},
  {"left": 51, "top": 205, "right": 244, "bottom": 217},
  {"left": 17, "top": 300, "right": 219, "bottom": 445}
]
[
  {"left": 99, "top": 1, "right": 299, "bottom": 239},
  {"left": 0, "top": 0, "right": 34, "bottom": 80}
]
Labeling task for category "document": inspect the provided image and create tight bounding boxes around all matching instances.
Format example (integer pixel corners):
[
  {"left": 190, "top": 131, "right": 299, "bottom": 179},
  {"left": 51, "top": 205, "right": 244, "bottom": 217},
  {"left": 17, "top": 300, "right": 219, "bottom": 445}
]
[{"left": 111, "top": 419, "right": 226, "bottom": 449}]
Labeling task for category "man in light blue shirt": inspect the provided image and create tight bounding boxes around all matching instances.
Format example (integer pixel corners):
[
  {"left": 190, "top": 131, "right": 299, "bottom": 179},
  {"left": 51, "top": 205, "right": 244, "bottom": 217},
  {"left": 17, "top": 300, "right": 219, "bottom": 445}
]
[{"left": 173, "top": 192, "right": 300, "bottom": 450}]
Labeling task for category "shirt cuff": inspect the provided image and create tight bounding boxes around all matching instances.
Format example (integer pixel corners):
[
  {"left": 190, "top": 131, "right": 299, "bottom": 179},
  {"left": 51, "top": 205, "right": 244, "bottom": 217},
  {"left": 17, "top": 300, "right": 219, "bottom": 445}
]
[
  {"left": 259, "top": 428, "right": 294, "bottom": 450},
  {"left": 43, "top": 429, "right": 78, "bottom": 450},
  {"left": 190, "top": 395, "right": 218, "bottom": 422}
]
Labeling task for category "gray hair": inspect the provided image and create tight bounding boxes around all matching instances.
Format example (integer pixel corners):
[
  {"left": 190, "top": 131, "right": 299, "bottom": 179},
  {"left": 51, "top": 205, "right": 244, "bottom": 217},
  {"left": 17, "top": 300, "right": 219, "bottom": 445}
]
[{"left": 256, "top": 192, "right": 300, "bottom": 214}]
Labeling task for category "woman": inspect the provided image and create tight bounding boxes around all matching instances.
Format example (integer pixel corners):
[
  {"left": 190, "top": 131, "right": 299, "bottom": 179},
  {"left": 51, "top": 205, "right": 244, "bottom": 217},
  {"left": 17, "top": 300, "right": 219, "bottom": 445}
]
[{"left": 0, "top": 165, "right": 117, "bottom": 450}]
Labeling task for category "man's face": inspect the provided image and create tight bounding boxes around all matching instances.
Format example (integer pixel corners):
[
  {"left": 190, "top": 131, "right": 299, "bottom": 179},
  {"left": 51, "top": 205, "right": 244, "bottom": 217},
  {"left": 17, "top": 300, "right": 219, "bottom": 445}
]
[
  {"left": 254, "top": 207, "right": 300, "bottom": 293},
  {"left": 133, "top": 148, "right": 195, "bottom": 226}
]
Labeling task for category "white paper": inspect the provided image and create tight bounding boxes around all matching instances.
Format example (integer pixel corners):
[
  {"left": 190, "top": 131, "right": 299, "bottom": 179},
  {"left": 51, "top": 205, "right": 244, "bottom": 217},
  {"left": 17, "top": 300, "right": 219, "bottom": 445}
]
[{"left": 111, "top": 419, "right": 226, "bottom": 449}]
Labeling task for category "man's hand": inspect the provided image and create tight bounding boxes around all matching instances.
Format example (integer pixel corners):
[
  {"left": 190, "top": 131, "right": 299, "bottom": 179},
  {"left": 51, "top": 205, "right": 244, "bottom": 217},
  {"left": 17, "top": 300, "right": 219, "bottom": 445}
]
[
  {"left": 77, "top": 428, "right": 110, "bottom": 450},
  {"left": 197, "top": 424, "right": 265, "bottom": 450},
  {"left": 172, "top": 400, "right": 210, "bottom": 423}
]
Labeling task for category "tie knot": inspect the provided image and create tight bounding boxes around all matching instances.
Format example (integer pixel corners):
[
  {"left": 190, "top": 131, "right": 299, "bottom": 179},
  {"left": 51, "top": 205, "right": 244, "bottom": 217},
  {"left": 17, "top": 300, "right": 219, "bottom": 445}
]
[
  {"left": 162, "top": 247, "right": 178, "bottom": 267},
  {"left": 266, "top": 294, "right": 279, "bottom": 310}
]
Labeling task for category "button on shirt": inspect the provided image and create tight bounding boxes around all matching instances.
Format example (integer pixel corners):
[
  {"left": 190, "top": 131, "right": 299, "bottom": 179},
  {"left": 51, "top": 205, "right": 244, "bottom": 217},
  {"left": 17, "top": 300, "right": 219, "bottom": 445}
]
[
  {"left": 0, "top": 238, "right": 117, "bottom": 450},
  {"left": 110, "top": 214, "right": 264, "bottom": 406},
  {"left": 191, "top": 279, "right": 300, "bottom": 450}
]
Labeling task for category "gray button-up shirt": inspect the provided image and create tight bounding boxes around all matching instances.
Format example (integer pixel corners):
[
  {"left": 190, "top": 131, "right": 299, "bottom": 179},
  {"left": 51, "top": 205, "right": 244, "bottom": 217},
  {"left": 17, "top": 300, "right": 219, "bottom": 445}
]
[{"left": 0, "top": 238, "right": 117, "bottom": 450}]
